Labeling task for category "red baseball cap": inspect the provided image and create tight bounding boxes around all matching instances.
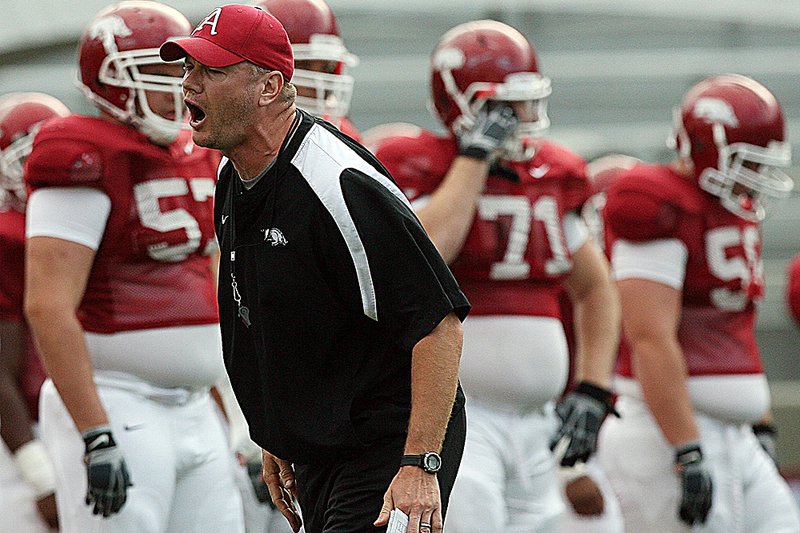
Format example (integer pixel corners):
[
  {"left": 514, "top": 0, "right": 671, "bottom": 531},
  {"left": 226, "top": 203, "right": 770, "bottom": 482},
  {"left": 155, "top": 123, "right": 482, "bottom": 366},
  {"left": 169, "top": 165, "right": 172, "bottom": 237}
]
[{"left": 159, "top": 4, "right": 294, "bottom": 81}]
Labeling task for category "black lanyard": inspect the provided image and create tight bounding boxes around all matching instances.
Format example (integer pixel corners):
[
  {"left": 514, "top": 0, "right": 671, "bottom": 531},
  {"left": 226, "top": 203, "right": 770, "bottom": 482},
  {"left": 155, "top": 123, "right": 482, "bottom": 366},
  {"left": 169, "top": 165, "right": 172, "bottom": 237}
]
[{"left": 221, "top": 111, "right": 303, "bottom": 329}]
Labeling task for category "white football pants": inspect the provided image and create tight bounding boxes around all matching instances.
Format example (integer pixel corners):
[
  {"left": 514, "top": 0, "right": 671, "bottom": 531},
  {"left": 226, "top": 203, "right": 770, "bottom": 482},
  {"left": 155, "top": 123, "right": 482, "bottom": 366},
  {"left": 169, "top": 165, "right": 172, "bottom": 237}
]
[
  {"left": 598, "top": 395, "right": 800, "bottom": 533},
  {"left": 40, "top": 378, "right": 245, "bottom": 533}
]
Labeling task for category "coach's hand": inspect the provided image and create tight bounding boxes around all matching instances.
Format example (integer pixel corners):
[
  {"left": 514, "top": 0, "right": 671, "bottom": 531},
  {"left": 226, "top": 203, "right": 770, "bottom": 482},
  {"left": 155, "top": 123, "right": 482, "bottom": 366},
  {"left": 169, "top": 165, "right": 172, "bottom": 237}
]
[
  {"left": 262, "top": 449, "right": 302, "bottom": 532},
  {"left": 674, "top": 442, "right": 713, "bottom": 525},
  {"left": 82, "top": 425, "right": 132, "bottom": 517},
  {"left": 375, "top": 465, "right": 442, "bottom": 533},
  {"left": 458, "top": 104, "right": 518, "bottom": 162},
  {"left": 550, "top": 381, "right": 619, "bottom": 467}
]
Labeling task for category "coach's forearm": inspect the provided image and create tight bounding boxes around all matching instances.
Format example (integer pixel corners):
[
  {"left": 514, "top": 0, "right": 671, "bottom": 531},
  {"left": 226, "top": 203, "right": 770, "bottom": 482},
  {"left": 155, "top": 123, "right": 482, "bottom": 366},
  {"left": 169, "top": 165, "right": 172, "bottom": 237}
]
[{"left": 404, "top": 312, "right": 463, "bottom": 454}]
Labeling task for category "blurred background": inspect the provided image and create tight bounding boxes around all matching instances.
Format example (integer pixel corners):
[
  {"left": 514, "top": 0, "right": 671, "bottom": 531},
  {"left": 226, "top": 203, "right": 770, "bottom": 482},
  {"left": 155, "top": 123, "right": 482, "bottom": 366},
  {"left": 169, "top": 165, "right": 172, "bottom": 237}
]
[{"left": 1, "top": 0, "right": 799, "bottom": 469}]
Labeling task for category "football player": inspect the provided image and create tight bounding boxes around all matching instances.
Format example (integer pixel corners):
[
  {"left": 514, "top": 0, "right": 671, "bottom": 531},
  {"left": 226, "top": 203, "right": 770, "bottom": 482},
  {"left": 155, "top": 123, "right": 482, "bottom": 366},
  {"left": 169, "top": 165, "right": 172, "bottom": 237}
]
[
  {"left": 22, "top": 2, "right": 244, "bottom": 532},
  {"left": 0, "top": 91, "right": 69, "bottom": 533},
  {"left": 366, "top": 20, "right": 622, "bottom": 533},
  {"left": 597, "top": 73, "right": 800, "bottom": 532},
  {"left": 252, "top": 0, "right": 361, "bottom": 140}
]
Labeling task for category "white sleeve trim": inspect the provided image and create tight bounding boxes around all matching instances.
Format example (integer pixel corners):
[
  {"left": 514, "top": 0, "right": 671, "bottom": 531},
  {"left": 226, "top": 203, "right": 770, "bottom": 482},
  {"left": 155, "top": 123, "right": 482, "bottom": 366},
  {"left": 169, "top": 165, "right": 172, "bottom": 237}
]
[
  {"left": 26, "top": 188, "right": 112, "bottom": 250},
  {"left": 563, "top": 212, "right": 590, "bottom": 253},
  {"left": 612, "top": 238, "right": 688, "bottom": 289}
]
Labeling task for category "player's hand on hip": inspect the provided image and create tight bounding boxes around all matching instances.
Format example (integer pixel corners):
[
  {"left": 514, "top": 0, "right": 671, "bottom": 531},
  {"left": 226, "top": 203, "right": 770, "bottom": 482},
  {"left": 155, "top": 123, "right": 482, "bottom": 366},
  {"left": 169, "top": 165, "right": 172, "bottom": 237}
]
[
  {"left": 549, "top": 381, "right": 619, "bottom": 467},
  {"left": 374, "top": 465, "right": 442, "bottom": 533},
  {"left": 674, "top": 442, "right": 713, "bottom": 526},
  {"left": 457, "top": 103, "right": 519, "bottom": 162},
  {"left": 82, "top": 425, "right": 132, "bottom": 518},
  {"left": 262, "top": 449, "right": 302, "bottom": 532}
]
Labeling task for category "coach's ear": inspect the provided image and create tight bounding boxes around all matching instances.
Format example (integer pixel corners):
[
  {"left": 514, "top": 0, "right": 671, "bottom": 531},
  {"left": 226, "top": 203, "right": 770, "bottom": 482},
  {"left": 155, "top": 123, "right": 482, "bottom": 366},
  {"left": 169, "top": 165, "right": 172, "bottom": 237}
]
[{"left": 258, "top": 71, "right": 284, "bottom": 106}]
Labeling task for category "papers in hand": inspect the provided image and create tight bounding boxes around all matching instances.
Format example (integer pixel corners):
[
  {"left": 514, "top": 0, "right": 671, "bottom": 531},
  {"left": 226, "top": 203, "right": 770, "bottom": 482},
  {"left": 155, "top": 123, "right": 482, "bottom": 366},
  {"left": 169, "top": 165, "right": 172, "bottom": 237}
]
[{"left": 387, "top": 508, "right": 409, "bottom": 533}]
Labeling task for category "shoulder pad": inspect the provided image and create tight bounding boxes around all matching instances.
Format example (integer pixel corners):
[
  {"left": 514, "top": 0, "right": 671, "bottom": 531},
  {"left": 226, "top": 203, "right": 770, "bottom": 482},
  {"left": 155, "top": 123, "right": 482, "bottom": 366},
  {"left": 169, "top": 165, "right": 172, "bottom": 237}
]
[
  {"left": 605, "top": 164, "right": 702, "bottom": 241},
  {"left": 531, "top": 140, "right": 589, "bottom": 210},
  {"left": 365, "top": 124, "right": 456, "bottom": 202},
  {"left": 25, "top": 116, "right": 105, "bottom": 189}
]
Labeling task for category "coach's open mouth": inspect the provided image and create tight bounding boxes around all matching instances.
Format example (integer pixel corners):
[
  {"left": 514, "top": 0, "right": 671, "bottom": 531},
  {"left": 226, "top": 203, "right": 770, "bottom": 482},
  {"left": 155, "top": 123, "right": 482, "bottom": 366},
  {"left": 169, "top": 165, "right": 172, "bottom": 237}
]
[{"left": 185, "top": 100, "right": 206, "bottom": 129}]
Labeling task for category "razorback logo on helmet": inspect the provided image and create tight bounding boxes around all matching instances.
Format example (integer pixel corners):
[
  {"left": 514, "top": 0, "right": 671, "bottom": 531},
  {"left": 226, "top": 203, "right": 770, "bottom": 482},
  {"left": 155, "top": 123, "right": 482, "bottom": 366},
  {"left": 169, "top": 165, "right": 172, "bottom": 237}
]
[
  {"left": 693, "top": 97, "right": 739, "bottom": 127},
  {"left": 89, "top": 15, "right": 132, "bottom": 53}
]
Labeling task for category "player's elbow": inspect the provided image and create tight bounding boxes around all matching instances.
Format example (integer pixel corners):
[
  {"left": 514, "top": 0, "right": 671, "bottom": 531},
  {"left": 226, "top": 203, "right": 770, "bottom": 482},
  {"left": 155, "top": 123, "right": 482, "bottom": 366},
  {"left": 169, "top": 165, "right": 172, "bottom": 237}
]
[{"left": 23, "top": 294, "right": 67, "bottom": 331}]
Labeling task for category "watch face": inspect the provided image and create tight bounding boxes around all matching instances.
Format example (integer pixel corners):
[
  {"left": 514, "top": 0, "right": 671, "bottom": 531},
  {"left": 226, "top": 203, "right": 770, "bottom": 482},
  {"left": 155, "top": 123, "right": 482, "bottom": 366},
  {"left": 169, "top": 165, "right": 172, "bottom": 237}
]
[{"left": 423, "top": 452, "right": 442, "bottom": 472}]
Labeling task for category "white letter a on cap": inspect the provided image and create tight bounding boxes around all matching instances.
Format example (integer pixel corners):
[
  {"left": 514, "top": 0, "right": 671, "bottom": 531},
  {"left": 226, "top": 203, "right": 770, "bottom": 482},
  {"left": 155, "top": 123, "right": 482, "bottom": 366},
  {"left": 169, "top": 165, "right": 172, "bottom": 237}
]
[{"left": 195, "top": 7, "right": 221, "bottom": 36}]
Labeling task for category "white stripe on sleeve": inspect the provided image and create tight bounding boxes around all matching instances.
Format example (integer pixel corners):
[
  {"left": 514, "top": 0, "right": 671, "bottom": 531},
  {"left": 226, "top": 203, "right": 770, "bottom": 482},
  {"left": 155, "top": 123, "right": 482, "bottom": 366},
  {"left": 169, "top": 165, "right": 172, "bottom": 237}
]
[
  {"left": 26, "top": 188, "right": 112, "bottom": 250},
  {"left": 611, "top": 238, "right": 688, "bottom": 289}
]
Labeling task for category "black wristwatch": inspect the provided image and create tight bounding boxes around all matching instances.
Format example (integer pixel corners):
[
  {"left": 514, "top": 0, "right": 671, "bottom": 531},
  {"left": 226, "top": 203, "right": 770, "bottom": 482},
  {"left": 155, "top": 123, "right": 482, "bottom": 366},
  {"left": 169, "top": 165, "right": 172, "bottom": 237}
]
[{"left": 400, "top": 452, "right": 442, "bottom": 474}]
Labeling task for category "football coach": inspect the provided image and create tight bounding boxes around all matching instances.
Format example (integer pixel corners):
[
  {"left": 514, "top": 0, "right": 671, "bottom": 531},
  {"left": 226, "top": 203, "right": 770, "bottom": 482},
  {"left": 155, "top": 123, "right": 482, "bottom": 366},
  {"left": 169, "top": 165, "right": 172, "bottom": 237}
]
[{"left": 160, "top": 5, "right": 469, "bottom": 533}]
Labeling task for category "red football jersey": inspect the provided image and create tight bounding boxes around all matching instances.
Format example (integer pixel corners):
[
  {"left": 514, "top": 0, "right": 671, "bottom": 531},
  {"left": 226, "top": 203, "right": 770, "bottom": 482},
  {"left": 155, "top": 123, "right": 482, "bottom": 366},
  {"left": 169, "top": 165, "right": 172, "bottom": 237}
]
[
  {"left": 787, "top": 254, "right": 800, "bottom": 327},
  {"left": 605, "top": 163, "right": 763, "bottom": 377},
  {"left": 25, "top": 116, "right": 221, "bottom": 334},
  {"left": 0, "top": 208, "right": 25, "bottom": 323},
  {"left": 373, "top": 130, "right": 589, "bottom": 318},
  {"left": 0, "top": 207, "right": 48, "bottom": 419}
]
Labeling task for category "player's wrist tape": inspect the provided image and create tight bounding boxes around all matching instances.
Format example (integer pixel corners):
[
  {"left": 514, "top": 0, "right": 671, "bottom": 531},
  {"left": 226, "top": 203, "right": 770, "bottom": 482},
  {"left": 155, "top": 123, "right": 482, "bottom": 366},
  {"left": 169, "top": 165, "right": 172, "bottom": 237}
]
[
  {"left": 82, "top": 424, "right": 116, "bottom": 452},
  {"left": 574, "top": 381, "right": 620, "bottom": 417},
  {"left": 13, "top": 439, "right": 57, "bottom": 498},
  {"left": 752, "top": 423, "right": 777, "bottom": 437},
  {"left": 458, "top": 144, "right": 493, "bottom": 161},
  {"left": 674, "top": 441, "right": 703, "bottom": 466}
]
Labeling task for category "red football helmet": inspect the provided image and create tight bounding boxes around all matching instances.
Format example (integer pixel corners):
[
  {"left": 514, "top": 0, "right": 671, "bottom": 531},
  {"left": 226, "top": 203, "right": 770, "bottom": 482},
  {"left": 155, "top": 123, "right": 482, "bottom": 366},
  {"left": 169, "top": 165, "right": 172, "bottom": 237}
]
[
  {"left": 0, "top": 92, "right": 70, "bottom": 209},
  {"left": 430, "top": 20, "right": 551, "bottom": 161},
  {"left": 253, "top": 0, "right": 358, "bottom": 125},
  {"left": 78, "top": 1, "right": 191, "bottom": 145},
  {"left": 672, "top": 74, "right": 792, "bottom": 221}
]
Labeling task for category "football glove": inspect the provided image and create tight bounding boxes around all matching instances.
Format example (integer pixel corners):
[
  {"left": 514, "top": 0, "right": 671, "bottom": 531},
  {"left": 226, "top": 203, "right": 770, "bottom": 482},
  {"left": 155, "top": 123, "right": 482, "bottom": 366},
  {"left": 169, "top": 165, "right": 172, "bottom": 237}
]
[
  {"left": 550, "top": 381, "right": 619, "bottom": 467},
  {"left": 82, "top": 425, "right": 132, "bottom": 518},
  {"left": 458, "top": 104, "right": 518, "bottom": 162},
  {"left": 752, "top": 423, "right": 778, "bottom": 466},
  {"left": 675, "top": 442, "right": 713, "bottom": 526}
]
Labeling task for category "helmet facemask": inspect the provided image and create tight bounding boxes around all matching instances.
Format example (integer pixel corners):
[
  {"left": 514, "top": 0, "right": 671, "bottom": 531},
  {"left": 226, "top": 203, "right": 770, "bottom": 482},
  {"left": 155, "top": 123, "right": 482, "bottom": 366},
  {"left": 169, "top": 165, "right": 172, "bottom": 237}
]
[
  {"left": 291, "top": 34, "right": 358, "bottom": 125},
  {"left": 440, "top": 67, "right": 552, "bottom": 162},
  {"left": 699, "top": 126, "right": 793, "bottom": 222},
  {"left": 80, "top": 47, "right": 186, "bottom": 146},
  {"left": 0, "top": 127, "right": 35, "bottom": 206}
]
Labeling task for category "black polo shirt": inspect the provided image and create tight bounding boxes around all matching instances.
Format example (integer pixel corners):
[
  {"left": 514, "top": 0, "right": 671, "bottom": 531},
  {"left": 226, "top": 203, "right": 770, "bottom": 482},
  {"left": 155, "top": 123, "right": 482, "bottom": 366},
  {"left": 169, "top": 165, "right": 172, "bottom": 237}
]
[{"left": 215, "top": 110, "right": 470, "bottom": 464}]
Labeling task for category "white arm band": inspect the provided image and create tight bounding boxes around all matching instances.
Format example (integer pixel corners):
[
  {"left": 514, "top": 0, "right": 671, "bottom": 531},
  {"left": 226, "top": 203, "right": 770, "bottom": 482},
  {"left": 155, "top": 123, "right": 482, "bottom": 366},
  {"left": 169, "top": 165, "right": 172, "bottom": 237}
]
[
  {"left": 13, "top": 439, "right": 56, "bottom": 498},
  {"left": 612, "top": 238, "right": 688, "bottom": 289},
  {"left": 26, "top": 187, "right": 112, "bottom": 250}
]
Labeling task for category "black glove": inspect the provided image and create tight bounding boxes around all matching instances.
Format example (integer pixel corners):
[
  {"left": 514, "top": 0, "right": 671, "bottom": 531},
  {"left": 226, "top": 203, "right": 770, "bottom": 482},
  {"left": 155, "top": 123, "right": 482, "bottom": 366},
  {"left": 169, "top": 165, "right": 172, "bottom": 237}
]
[
  {"left": 549, "top": 381, "right": 619, "bottom": 467},
  {"left": 458, "top": 104, "right": 518, "bottom": 162},
  {"left": 675, "top": 442, "right": 713, "bottom": 526},
  {"left": 752, "top": 423, "right": 778, "bottom": 466},
  {"left": 82, "top": 425, "right": 132, "bottom": 517}
]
